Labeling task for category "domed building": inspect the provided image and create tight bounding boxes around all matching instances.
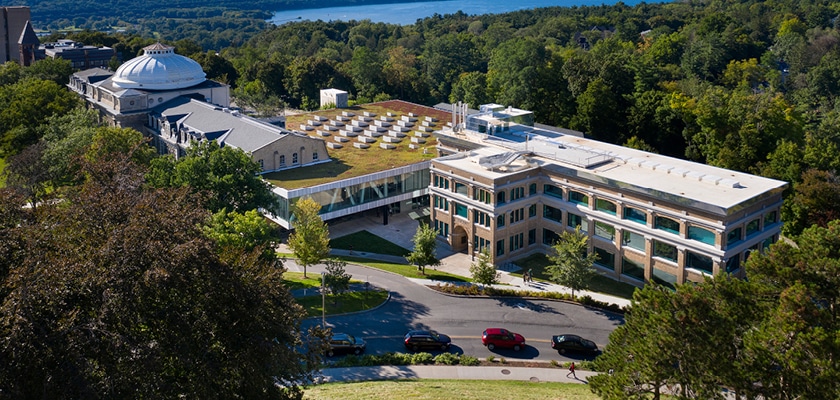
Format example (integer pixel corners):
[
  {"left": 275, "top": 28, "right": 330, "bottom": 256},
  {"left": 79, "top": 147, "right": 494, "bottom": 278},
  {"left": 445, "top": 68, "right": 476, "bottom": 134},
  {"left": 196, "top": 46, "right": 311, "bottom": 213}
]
[
  {"left": 69, "top": 43, "right": 328, "bottom": 175},
  {"left": 70, "top": 43, "right": 229, "bottom": 130}
]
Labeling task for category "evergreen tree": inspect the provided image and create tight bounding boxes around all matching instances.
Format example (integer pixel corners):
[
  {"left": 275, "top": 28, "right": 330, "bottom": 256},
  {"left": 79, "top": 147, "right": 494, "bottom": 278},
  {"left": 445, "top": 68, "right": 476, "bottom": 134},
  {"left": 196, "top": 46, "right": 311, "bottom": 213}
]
[{"left": 469, "top": 248, "right": 498, "bottom": 285}]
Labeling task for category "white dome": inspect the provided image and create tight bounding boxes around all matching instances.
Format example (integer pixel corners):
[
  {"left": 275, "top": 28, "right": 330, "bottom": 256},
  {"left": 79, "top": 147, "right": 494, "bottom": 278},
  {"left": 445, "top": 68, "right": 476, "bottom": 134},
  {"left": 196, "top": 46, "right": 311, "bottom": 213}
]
[{"left": 112, "top": 43, "right": 206, "bottom": 90}]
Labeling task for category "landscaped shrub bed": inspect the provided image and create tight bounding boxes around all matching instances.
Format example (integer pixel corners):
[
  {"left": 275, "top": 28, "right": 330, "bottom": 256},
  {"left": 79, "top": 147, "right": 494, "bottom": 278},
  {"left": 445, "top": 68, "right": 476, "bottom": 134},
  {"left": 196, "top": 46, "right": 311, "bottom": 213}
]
[
  {"left": 432, "top": 283, "right": 626, "bottom": 314},
  {"left": 330, "top": 352, "right": 481, "bottom": 368}
]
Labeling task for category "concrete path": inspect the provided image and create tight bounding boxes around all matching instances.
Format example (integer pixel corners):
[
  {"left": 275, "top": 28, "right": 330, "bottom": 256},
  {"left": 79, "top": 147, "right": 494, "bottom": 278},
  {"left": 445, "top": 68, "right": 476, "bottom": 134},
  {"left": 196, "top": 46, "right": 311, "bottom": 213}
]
[{"left": 316, "top": 364, "right": 595, "bottom": 384}]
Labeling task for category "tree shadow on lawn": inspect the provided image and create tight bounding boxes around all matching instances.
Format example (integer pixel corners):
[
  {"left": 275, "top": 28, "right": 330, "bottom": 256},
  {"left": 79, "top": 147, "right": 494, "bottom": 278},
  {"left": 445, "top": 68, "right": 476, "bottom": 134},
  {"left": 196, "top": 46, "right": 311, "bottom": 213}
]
[{"left": 309, "top": 291, "right": 431, "bottom": 339}]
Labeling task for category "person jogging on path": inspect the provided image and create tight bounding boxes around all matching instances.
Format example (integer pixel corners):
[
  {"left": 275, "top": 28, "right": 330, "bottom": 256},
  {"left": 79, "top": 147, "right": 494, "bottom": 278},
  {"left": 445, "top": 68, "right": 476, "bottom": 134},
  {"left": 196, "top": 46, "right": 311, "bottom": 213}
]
[{"left": 566, "top": 362, "right": 576, "bottom": 379}]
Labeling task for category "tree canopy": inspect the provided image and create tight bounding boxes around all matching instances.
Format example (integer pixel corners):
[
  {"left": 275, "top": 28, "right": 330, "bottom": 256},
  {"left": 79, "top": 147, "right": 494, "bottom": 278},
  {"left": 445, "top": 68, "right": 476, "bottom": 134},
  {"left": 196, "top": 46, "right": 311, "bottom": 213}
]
[{"left": 287, "top": 197, "right": 330, "bottom": 278}]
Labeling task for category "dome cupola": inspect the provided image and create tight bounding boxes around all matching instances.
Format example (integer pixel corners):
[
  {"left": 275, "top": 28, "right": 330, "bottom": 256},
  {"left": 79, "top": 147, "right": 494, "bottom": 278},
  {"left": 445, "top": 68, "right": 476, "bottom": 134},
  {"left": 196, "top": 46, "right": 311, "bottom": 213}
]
[{"left": 112, "top": 43, "right": 206, "bottom": 90}]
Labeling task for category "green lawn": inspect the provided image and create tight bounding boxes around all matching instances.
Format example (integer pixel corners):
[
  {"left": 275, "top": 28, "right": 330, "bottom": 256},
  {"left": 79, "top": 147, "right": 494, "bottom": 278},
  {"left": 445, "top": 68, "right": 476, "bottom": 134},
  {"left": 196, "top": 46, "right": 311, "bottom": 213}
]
[
  {"left": 512, "top": 253, "right": 638, "bottom": 299},
  {"left": 304, "top": 379, "right": 599, "bottom": 400},
  {"left": 283, "top": 271, "right": 324, "bottom": 290},
  {"left": 335, "top": 255, "right": 470, "bottom": 282},
  {"left": 330, "top": 230, "right": 411, "bottom": 257},
  {"left": 297, "top": 290, "right": 389, "bottom": 317}
]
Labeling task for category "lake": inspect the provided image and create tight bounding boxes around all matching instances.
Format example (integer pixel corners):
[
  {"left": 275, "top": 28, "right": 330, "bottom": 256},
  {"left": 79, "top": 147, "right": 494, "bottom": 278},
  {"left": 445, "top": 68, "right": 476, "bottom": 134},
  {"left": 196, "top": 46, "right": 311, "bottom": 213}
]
[{"left": 270, "top": 0, "right": 658, "bottom": 25}]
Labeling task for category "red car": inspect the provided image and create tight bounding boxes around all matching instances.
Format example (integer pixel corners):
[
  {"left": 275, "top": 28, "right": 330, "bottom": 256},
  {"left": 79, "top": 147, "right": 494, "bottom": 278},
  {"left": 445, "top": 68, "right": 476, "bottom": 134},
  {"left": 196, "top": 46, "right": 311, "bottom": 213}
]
[{"left": 482, "top": 328, "right": 526, "bottom": 351}]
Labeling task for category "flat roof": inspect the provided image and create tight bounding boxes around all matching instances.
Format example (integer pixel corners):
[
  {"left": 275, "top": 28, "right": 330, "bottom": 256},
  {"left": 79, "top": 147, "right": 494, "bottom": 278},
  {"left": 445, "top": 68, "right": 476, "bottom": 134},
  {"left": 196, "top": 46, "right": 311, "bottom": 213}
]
[{"left": 433, "top": 124, "right": 787, "bottom": 216}]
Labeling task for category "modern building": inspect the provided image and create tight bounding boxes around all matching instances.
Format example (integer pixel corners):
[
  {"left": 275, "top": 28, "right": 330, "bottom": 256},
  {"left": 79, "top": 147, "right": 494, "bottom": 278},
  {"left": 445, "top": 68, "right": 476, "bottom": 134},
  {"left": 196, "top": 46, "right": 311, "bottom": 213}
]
[
  {"left": 1, "top": 6, "right": 38, "bottom": 66},
  {"left": 41, "top": 39, "right": 116, "bottom": 69},
  {"left": 429, "top": 104, "right": 787, "bottom": 287},
  {"left": 69, "top": 42, "right": 328, "bottom": 172}
]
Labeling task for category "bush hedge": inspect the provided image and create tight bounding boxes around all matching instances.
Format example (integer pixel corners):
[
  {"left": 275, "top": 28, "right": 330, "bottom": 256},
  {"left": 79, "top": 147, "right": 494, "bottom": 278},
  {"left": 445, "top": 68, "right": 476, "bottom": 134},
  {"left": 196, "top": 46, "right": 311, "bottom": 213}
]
[
  {"left": 433, "top": 283, "right": 626, "bottom": 314},
  {"left": 330, "top": 352, "right": 481, "bottom": 368}
]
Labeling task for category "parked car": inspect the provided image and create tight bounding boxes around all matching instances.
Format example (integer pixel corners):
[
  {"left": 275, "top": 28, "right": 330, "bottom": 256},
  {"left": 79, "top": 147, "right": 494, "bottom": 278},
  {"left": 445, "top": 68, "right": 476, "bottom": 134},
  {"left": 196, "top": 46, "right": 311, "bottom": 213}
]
[
  {"left": 404, "top": 330, "right": 452, "bottom": 351},
  {"left": 327, "top": 333, "right": 366, "bottom": 357},
  {"left": 482, "top": 328, "right": 526, "bottom": 351},
  {"left": 551, "top": 334, "right": 599, "bottom": 355}
]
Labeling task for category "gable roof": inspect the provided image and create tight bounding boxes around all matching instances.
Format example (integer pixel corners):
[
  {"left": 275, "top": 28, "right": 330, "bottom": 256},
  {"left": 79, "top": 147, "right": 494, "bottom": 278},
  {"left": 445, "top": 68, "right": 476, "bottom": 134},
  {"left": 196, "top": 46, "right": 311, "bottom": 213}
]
[{"left": 18, "top": 20, "right": 39, "bottom": 46}]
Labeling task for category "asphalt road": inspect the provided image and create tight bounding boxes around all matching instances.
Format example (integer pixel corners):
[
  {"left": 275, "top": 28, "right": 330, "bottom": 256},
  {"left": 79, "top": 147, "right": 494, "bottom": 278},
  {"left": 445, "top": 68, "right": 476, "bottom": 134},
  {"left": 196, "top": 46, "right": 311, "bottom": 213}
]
[{"left": 296, "top": 261, "right": 624, "bottom": 362}]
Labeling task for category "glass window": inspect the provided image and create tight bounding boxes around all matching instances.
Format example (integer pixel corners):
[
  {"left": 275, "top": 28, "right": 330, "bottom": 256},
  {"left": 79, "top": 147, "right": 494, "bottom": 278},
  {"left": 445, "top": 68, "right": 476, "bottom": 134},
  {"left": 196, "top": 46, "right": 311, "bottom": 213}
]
[
  {"left": 543, "top": 228, "right": 559, "bottom": 245},
  {"left": 623, "top": 207, "right": 647, "bottom": 224},
  {"left": 544, "top": 184, "right": 563, "bottom": 199},
  {"left": 543, "top": 205, "right": 562, "bottom": 222},
  {"left": 764, "top": 211, "right": 777, "bottom": 227},
  {"left": 496, "top": 239, "right": 505, "bottom": 256},
  {"left": 529, "top": 183, "right": 537, "bottom": 195},
  {"left": 686, "top": 251, "right": 713, "bottom": 274},
  {"left": 594, "top": 221, "right": 616, "bottom": 241},
  {"left": 473, "top": 188, "right": 491, "bottom": 204},
  {"left": 653, "top": 240, "right": 677, "bottom": 262},
  {"left": 497, "top": 191, "right": 506, "bottom": 205},
  {"left": 726, "top": 256, "right": 741, "bottom": 273},
  {"left": 594, "top": 247, "right": 615, "bottom": 268},
  {"left": 528, "top": 229, "right": 536, "bottom": 245},
  {"left": 497, "top": 214, "right": 505, "bottom": 228},
  {"left": 688, "top": 226, "right": 716, "bottom": 246},
  {"left": 621, "top": 257, "right": 645, "bottom": 281},
  {"left": 567, "top": 213, "right": 588, "bottom": 231},
  {"left": 595, "top": 199, "right": 617, "bottom": 215},
  {"left": 279, "top": 155, "right": 285, "bottom": 165},
  {"left": 258, "top": 159, "right": 264, "bottom": 169},
  {"left": 652, "top": 268, "right": 676, "bottom": 290},
  {"left": 654, "top": 216, "right": 680, "bottom": 235},
  {"left": 312, "top": 152, "right": 319, "bottom": 160},
  {"left": 568, "top": 190, "right": 589, "bottom": 207},
  {"left": 455, "top": 202, "right": 468, "bottom": 218},
  {"left": 528, "top": 204, "right": 537, "bottom": 218},
  {"left": 292, "top": 153, "right": 298, "bottom": 164},
  {"left": 727, "top": 228, "right": 742, "bottom": 246},
  {"left": 455, "top": 182, "right": 468, "bottom": 196},
  {"left": 746, "top": 219, "right": 760, "bottom": 237},
  {"left": 510, "top": 187, "right": 525, "bottom": 201},
  {"left": 622, "top": 230, "right": 645, "bottom": 251}
]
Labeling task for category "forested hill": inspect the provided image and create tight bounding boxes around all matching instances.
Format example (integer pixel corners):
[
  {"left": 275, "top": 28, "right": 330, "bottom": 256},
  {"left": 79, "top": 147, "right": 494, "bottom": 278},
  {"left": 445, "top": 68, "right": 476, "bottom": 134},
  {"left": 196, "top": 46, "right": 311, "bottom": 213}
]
[{"left": 13, "top": 0, "right": 429, "bottom": 28}]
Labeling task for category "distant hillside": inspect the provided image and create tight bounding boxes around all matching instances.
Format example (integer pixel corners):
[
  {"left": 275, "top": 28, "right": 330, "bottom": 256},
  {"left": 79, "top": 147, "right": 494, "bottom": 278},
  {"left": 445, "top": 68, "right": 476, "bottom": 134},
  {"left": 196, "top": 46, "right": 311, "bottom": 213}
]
[{"left": 13, "top": 0, "right": 438, "bottom": 27}]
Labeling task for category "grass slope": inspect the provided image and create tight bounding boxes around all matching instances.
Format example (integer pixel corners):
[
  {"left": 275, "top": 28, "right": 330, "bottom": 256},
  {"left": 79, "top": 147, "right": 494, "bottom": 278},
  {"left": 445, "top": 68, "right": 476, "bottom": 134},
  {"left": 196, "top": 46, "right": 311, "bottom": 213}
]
[{"left": 304, "top": 379, "right": 598, "bottom": 399}]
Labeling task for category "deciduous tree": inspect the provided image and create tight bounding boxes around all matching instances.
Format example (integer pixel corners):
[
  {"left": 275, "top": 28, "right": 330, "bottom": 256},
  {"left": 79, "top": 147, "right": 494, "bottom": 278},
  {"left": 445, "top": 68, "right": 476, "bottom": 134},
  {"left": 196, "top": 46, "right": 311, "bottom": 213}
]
[
  {"left": 323, "top": 258, "right": 351, "bottom": 302},
  {"left": 287, "top": 197, "right": 330, "bottom": 278},
  {"left": 546, "top": 227, "right": 598, "bottom": 299},
  {"left": 469, "top": 248, "right": 498, "bottom": 286},
  {"left": 406, "top": 223, "right": 440, "bottom": 275}
]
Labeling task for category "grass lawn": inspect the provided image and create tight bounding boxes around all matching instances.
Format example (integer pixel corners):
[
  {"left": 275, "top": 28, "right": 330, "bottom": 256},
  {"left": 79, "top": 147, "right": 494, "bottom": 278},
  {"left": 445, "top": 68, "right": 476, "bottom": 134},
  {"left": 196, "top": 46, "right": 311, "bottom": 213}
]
[
  {"left": 330, "top": 230, "right": 410, "bottom": 257},
  {"left": 512, "top": 253, "right": 637, "bottom": 299},
  {"left": 335, "top": 255, "right": 470, "bottom": 282},
  {"left": 303, "top": 379, "right": 598, "bottom": 400},
  {"left": 282, "top": 271, "right": 363, "bottom": 291},
  {"left": 297, "top": 290, "right": 389, "bottom": 317}
]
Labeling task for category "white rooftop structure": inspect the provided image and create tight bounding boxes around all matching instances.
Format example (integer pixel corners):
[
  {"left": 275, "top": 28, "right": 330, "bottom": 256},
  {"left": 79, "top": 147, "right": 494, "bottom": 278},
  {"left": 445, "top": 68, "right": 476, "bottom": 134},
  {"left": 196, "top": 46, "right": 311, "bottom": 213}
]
[
  {"left": 436, "top": 118, "right": 787, "bottom": 217},
  {"left": 112, "top": 43, "right": 206, "bottom": 90}
]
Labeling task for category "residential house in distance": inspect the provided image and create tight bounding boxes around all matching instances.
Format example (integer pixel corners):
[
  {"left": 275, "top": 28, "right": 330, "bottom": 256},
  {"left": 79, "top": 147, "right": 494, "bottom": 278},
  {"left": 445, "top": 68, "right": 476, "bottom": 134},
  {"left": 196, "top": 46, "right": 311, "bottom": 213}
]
[{"left": 429, "top": 104, "right": 787, "bottom": 287}]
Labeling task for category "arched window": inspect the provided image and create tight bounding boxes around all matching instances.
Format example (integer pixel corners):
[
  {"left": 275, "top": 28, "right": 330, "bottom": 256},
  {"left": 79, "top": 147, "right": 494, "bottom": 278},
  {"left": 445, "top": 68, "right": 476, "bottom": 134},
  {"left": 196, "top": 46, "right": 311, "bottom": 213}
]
[{"left": 279, "top": 155, "right": 286, "bottom": 165}]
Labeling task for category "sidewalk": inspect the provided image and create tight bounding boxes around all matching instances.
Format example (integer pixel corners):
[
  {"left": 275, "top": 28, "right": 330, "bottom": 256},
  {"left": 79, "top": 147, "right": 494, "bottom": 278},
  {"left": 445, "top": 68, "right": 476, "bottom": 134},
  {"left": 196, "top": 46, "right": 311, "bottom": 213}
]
[
  {"left": 278, "top": 210, "right": 632, "bottom": 309},
  {"left": 316, "top": 364, "right": 595, "bottom": 384}
]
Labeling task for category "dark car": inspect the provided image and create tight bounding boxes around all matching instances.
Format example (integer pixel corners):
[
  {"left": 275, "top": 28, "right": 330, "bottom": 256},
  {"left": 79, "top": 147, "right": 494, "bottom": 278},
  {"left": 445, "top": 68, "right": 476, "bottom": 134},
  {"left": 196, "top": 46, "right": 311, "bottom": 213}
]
[
  {"left": 327, "top": 333, "right": 366, "bottom": 357},
  {"left": 404, "top": 330, "right": 452, "bottom": 351},
  {"left": 551, "top": 334, "right": 599, "bottom": 355},
  {"left": 482, "top": 328, "right": 526, "bottom": 351}
]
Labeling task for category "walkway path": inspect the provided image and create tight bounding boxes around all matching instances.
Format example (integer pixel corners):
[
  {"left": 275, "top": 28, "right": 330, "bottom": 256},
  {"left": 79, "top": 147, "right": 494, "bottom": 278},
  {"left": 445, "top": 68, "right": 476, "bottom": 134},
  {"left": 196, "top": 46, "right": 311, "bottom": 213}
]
[{"left": 316, "top": 364, "right": 595, "bottom": 384}]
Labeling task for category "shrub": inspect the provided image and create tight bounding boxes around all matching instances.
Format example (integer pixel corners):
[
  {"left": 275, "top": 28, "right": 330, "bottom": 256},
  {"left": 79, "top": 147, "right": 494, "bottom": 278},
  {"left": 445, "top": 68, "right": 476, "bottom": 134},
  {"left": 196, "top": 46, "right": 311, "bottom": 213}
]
[
  {"left": 486, "top": 355, "right": 496, "bottom": 363},
  {"left": 459, "top": 355, "right": 480, "bottom": 366},
  {"left": 380, "top": 352, "right": 412, "bottom": 365},
  {"left": 411, "top": 352, "right": 434, "bottom": 364},
  {"left": 435, "top": 283, "right": 626, "bottom": 314},
  {"left": 550, "top": 360, "right": 560, "bottom": 368},
  {"left": 434, "top": 352, "right": 460, "bottom": 365},
  {"left": 499, "top": 357, "right": 506, "bottom": 364}
]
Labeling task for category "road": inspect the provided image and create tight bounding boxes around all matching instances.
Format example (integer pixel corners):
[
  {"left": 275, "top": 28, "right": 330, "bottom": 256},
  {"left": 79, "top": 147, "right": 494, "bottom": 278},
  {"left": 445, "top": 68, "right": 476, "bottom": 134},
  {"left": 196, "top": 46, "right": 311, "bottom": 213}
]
[{"left": 295, "top": 260, "right": 624, "bottom": 362}]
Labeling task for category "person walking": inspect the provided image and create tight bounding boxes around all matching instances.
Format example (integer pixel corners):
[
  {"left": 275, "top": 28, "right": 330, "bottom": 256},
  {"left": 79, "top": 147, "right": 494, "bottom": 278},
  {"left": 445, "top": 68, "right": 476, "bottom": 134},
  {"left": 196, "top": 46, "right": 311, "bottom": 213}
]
[
  {"left": 527, "top": 268, "right": 533, "bottom": 283},
  {"left": 566, "top": 362, "right": 576, "bottom": 379},
  {"left": 522, "top": 271, "right": 530, "bottom": 286}
]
